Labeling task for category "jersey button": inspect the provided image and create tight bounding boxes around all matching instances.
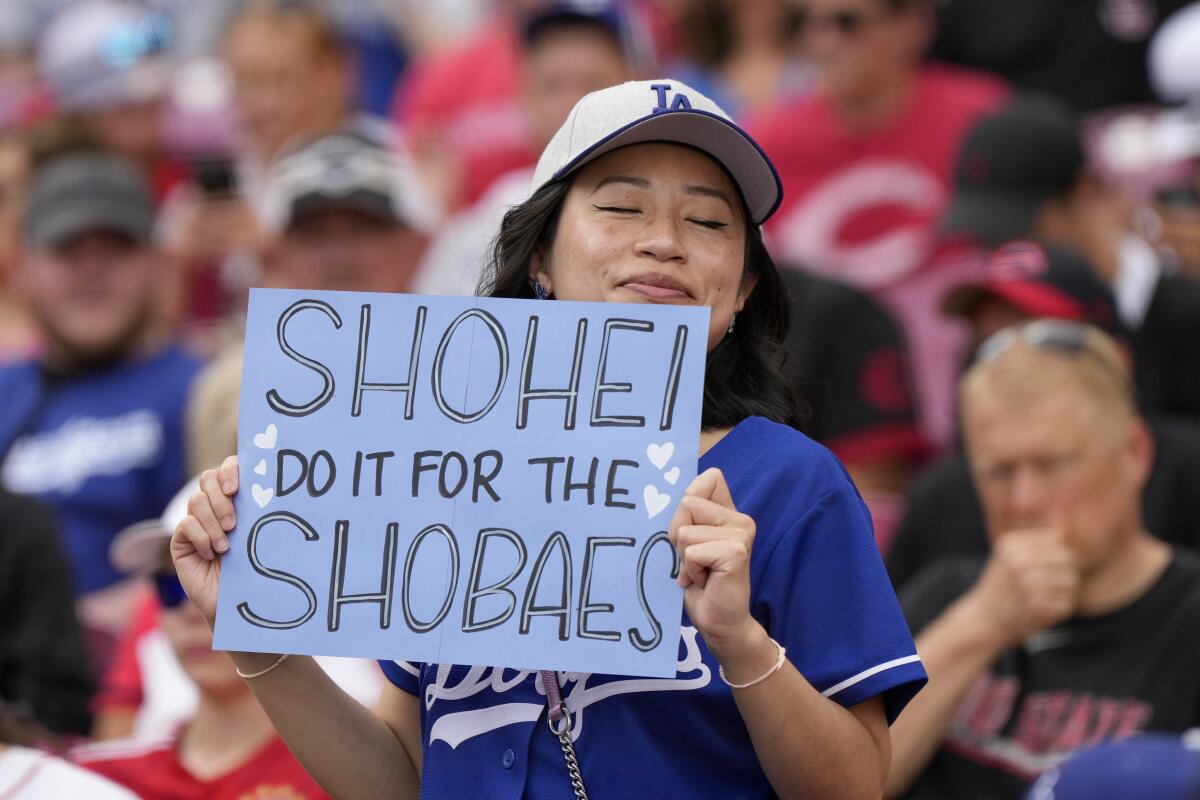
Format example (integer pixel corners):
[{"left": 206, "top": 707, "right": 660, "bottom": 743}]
[{"left": 501, "top": 749, "right": 516, "bottom": 769}]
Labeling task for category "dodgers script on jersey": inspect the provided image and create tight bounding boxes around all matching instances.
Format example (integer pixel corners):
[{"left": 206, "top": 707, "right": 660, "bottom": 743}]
[{"left": 381, "top": 417, "right": 927, "bottom": 799}]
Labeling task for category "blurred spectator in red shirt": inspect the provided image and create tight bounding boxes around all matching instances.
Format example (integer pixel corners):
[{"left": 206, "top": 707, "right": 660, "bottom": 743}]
[
  {"left": 72, "top": 522, "right": 329, "bottom": 800},
  {"left": 747, "top": 0, "right": 1008, "bottom": 451},
  {"left": 668, "top": 0, "right": 813, "bottom": 118},
  {"left": 395, "top": 0, "right": 661, "bottom": 215},
  {"left": 90, "top": 480, "right": 384, "bottom": 743},
  {"left": 414, "top": 1, "right": 636, "bottom": 296}
]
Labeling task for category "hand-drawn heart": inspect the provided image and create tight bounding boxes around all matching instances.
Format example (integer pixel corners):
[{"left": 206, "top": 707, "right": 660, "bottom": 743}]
[
  {"left": 253, "top": 424, "right": 277, "bottom": 450},
  {"left": 254, "top": 458, "right": 267, "bottom": 476},
  {"left": 664, "top": 466, "right": 680, "bottom": 486},
  {"left": 646, "top": 442, "right": 674, "bottom": 470},
  {"left": 252, "top": 484, "right": 274, "bottom": 509},
  {"left": 643, "top": 484, "right": 671, "bottom": 519}
]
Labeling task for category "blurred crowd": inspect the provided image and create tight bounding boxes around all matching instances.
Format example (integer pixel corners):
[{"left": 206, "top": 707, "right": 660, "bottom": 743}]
[{"left": 1, "top": 0, "right": 1200, "bottom": 798}]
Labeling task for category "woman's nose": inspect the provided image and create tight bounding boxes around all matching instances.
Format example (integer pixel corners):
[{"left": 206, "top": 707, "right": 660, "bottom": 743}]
[{"left": 635, "top": 214, "right": 686, "bottom": 262}]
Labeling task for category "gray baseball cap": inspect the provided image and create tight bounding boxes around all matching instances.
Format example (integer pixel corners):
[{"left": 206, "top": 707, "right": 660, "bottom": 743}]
[
  {"left": 260, "top": 130, "right": 433, "bottom": 234},
  {"left": 24, "top": 151, "right": 155, "bottom": 248}
]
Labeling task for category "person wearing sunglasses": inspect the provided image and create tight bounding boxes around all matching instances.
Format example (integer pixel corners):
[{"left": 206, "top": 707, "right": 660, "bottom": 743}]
[
  {"left": 887, "top": 240, "right": 1200, "bottom": 593},
  {"left": 886, "top": 320, "right": 1200, "bottom": 799},
  {"left": 89, "top": 479, "right": 385, "bottom": 744},
  {"left": 73, "top": 481, "right": 331, "bottom": 799},
  {"left": 746, "top": 0, "right": 1009, "bottom": 452}
]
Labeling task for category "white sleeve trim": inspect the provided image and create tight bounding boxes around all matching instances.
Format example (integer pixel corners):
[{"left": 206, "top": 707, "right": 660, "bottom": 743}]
[{"left": 820, "top": 654, "right": 923, "bottom": 699}]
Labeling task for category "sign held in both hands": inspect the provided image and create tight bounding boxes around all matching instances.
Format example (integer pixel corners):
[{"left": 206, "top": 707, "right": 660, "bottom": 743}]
[{"left": 213, "top": 289, "right": 708, "bottom": 678}]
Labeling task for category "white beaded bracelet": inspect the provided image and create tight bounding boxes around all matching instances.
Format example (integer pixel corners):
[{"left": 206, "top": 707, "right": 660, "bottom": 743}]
[
  {"left": 236, "top": 653, "right": 290, "bottom": 680},
  {"left": 718, "top": 638, "right": 787, "bottom": 689}
]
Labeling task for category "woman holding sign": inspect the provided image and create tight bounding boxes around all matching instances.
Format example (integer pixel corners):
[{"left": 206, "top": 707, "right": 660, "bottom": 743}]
[{"left": 174, "top": 79, "right": 926, "bottom": 799}]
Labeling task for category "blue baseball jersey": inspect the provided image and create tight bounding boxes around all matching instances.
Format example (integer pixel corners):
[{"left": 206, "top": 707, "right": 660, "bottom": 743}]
[
  {"left": 0, "top": 345, "right": 201, "bottom": 594},
  {"left": 379, "top": 416, "right": 926, "bottom": 799}
]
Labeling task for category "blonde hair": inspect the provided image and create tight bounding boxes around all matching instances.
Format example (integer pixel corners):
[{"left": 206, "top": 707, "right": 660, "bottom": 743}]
[
  {"left": 185, "top": 343, "right": 242, "bottom": 475},
  {"left": 960, "top": 321, "right": 1136, "bottom": 429}
]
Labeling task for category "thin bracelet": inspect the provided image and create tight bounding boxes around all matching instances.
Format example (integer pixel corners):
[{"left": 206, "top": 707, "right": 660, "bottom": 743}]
[
  {"left": 718, "top": 638, "right": 787, "bottom": 689},
  {"left": 236, "top": 653, "right": 290, "bottom": 680}
]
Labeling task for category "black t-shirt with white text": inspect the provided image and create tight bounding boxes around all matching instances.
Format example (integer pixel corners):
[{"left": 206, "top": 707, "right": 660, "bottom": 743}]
[{"left": 899, "top": 549, "right": 1200, "bottom": 800}]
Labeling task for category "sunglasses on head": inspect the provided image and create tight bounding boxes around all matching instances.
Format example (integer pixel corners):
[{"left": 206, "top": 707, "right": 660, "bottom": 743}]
[
  {"left": 976, "top": 319, "right": 1133, "bottom": 392},
  {"left": 152, "top": 570, "right": 188, "bottom": 610}
]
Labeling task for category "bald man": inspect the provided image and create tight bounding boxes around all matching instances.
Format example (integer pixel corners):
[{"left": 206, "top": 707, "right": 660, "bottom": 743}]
[{"left": 886, "top": 320, "right": 1200, "bottom": 799}]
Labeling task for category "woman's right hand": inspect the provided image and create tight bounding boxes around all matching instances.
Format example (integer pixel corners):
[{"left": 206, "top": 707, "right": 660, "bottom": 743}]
[{"left": 171, "top": 455, "right": 240, "bottom": 624}]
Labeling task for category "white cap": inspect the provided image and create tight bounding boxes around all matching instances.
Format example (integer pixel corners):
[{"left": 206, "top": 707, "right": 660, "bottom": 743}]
[
  {"left": 1149, "top": 3, "right": 1200, "bottom": 103},
  {"left": 109, "top": 478, "right": 196, "bottom": 574},
  {"left": 529, "top": 79, "right": 783, "bottom": 224}
]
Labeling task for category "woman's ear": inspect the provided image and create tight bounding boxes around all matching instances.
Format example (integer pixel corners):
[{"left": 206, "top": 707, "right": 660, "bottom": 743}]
[
  {"left": 735, "top": 270, "right": 759, "bottom": 313},
  {"left": 529, "top": 249, "right": 552, "bottom": 295}
]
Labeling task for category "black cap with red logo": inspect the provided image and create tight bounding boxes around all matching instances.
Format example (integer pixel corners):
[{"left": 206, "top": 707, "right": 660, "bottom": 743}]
[
  {"left": 941, "top": 94, "right": 1085, "bottom": 246},
  {"left": 943, "top": 240, "right": 1124, "bottom": 336}
]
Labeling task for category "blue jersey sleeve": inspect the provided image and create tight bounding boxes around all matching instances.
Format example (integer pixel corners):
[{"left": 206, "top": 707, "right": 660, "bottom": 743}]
[
  {"left": 755, "top": 478, "right": 926, "bottom": 724},
  {"left": 378, "top": 659, "right": 422, "bottom": 695}
]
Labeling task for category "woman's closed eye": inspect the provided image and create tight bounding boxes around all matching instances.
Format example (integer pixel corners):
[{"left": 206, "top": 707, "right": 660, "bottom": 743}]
[
  {"left": 689, "top": 217, "right": 729, "bottom": 230},
  {"left": 594, "top": 204, "right": 639, "bottom": 215}
]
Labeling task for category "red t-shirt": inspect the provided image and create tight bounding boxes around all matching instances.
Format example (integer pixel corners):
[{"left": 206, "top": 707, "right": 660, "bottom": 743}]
[
  {"left": 393, "top": 16, "right": 535, "bottom": 209},
  {"left": 74, "top": 735, "right": 327, "bottom": 800},
  {"left": 749, "top": 63, "right": 1008, "bottom": 291}
]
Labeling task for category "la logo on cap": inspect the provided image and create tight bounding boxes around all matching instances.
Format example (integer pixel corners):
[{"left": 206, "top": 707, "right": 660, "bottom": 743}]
[{"left": 650, "top": 83, "right": 692, "bottom": 113}]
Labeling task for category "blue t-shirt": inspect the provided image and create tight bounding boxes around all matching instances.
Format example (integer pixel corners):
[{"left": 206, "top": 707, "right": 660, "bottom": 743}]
[
  {"left": 379, "top": 416, "right": 926, "bottom": 799},
  {"left": 0, "top": 345, "right": 202, "bottom": 594}
]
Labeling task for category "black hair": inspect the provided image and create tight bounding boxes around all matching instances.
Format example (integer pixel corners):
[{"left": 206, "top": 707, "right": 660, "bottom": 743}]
[{"left": 478, "top": 174, "right": 804, "bottom": 433}]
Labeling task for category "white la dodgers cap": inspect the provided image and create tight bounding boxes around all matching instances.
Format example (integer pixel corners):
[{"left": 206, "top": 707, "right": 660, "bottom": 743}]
[{"left": 529, "top": 79, "right": 784, "bottom": 225}]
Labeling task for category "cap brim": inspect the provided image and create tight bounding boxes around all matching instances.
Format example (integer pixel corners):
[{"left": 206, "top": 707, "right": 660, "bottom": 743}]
[
  {"left": 550, "top": 109, "right": 783, "bottom": 224},
  {"left": 109, "top": 478, "right": 197, "bottom": 574},
  {"left": 30, "top": 202, "right": 152, "bottom": 248},
  {"left": 286, "top": 189, "right": 399, "bottom": 229},
  {"left": 943, "top": 280, "right": 1084, "bottom": 320},
  {"left": 940, "top": 190, "right": 1043, "bottom": 246},
  {"left": 109, "top": 520, "right": 170, "bottom": 574}
]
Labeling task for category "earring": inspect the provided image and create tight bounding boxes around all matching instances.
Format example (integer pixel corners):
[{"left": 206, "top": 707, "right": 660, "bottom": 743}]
[
  {"left": 531, "top": 281, "right": 549, "bottom": 300},
  {"left": 727, "top": 313, "right": 737, "bottom": 335}
]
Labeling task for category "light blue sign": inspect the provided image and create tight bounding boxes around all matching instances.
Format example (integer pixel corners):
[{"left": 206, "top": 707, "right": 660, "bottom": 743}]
[{"left": 213, "top": 289, "right": 708, "bottom": 678}]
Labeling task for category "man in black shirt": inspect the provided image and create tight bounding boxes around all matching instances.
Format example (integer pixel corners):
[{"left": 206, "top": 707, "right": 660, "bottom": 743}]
[
  {"left": 886, "top": 321, "right": 1200, "bottom": 799},
  {"left": 887, "top": 242, "right": 1200, "bottom": 589}
]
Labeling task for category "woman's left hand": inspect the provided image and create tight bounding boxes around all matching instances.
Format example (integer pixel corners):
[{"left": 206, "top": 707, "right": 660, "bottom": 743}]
[{"left": 668, "top": 468, "right": 760, "bottom": 649}]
